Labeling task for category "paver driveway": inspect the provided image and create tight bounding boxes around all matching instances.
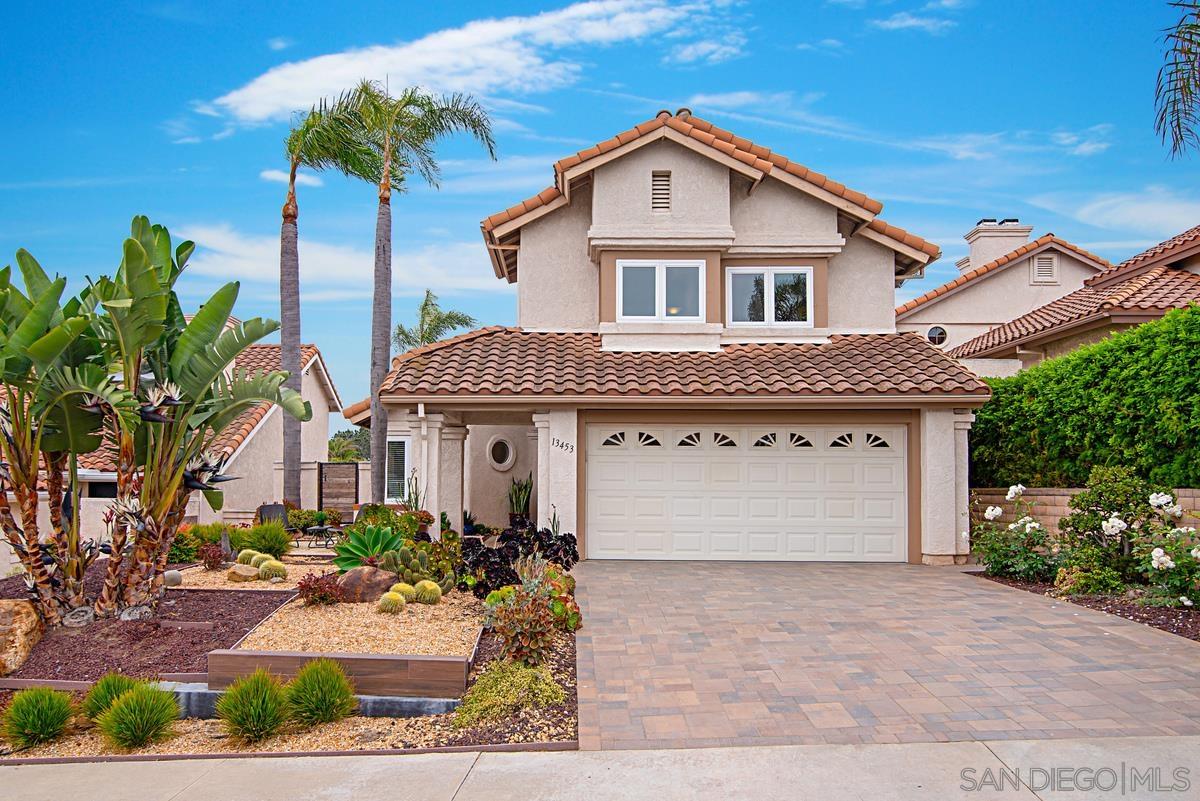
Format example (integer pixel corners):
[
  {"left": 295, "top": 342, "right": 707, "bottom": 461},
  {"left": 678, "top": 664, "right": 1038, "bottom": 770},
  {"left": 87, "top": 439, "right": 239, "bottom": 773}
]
[{"left": 574, "top": 561, "right": 1200, "bottom": 750}]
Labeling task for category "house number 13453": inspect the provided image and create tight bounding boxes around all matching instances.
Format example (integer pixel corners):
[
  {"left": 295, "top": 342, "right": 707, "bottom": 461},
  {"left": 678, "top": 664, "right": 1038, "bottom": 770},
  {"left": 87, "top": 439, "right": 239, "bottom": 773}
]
[{"left": 552, "top": 437, "right": 575, "bottom": 454}]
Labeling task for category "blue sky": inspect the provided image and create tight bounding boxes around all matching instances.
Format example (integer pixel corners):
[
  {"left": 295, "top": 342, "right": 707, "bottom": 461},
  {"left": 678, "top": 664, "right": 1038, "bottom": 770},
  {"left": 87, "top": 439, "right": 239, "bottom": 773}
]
[{"left": 1, "top": 1, "right": 1195, "bottom": 431}]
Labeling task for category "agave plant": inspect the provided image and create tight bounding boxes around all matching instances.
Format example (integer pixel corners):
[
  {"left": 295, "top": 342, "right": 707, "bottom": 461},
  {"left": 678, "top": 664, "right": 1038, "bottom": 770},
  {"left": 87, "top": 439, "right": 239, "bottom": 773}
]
[{"left": 332, "top": 524, "right": 406, "bottom": 572}]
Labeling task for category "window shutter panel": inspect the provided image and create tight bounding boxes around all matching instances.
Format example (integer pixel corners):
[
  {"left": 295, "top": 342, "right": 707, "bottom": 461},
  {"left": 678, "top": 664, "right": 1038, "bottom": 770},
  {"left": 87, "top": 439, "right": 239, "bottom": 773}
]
[
  {"left": 651, "top": 171, "right": 671, "bottom": 211},
  {"left": 385, "top": 440, "right": 406, "bottom": 500}
]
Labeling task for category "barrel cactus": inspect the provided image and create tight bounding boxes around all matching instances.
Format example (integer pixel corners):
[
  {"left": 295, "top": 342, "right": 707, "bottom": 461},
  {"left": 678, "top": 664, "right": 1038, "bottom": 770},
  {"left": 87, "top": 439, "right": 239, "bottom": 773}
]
[
  {"left": 389, "top": 582, "right": 417, "bottom": 602},
  {"left": 258, "top": 560, "right": 288, "bottom": 580},
  {"left": 377, "top": 591, "right": 406, "bottom": 614},
  {"left": 250, "top": 553, "right": 272, "bottom": 568},
  {"left": 236, "top": 549, "right": 261, "bottom": 565},
  {"left": 380, "top": 546, "right": 455, "bottom": 595},
  {"left": 413, "top": 579, "right": 442, "bottom": 605}
]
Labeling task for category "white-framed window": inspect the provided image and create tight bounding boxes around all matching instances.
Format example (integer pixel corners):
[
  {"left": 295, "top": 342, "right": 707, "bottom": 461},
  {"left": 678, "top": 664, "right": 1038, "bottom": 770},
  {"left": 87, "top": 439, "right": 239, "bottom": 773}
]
[
  {"left": 384, "top": 436, "right": 411, "bottom": 504},
  {"left": 725, "top": 266, "right": 814, "bottom": 327},
  {"left": 616, "top": 259, "right": 705, "bottom": 322},
  {"left": 1031, "top": 253, "right": 1058, "bottom": 285}
]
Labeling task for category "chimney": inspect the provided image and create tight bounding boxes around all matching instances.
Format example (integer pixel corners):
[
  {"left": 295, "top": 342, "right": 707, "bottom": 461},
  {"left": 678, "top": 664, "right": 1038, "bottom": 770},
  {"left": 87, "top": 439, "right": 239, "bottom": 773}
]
[{"left": 960, "top": 218, "right": 1033, "bottom": 273}]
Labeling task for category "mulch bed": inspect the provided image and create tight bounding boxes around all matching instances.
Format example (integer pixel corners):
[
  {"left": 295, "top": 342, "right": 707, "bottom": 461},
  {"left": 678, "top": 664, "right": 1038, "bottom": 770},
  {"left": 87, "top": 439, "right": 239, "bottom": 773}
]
[
  {"left": 977, "top": 573, "right": 1200, "bottom": 642},
  {"left": 8, "top": 590, "right": 291, "bottom": 681},
  {"left": 0, "top": 558, "right": 195, "bottom": 601}
]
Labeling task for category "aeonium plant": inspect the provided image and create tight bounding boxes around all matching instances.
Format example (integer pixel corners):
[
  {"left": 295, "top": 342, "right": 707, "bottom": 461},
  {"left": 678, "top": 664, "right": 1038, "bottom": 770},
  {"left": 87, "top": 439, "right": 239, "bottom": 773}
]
[{"left": 1127, "top": 491, "right": 1199, "bottom": 606}]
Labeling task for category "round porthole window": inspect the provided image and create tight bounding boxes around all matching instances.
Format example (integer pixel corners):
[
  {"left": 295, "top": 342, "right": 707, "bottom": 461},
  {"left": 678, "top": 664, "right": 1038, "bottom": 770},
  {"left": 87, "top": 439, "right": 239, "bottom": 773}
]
[
  {"left": 487, "top": 435, "right": 516, "bottom": 471},
  {"left": 927, "top": 325, "right": 948, "bottom": 346}
]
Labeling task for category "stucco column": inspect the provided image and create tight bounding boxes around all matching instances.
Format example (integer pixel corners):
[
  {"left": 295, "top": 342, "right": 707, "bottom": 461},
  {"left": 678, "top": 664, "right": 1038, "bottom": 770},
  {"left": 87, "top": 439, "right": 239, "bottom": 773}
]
[
  {"left": 547, "top": 409, "right": 579, "bottom": 534},
  {"left": 920, "top": 408, "right": 958, "bottom": 564},
  {"left": 953, "top": 410, "right": 975, "bottom": 559},
  {"left": 440, "top": 425, "right": 467, "bottom": 536},
  {"left": 532, "top": 413, "right": 551, "bottom": 529},
  {"left": 418, "top": 413, "right": 444, "bottom": 516}
]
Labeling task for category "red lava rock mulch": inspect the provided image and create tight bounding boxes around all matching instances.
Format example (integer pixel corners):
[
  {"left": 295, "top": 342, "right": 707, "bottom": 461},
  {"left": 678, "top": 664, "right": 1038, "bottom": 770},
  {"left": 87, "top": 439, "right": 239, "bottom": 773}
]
[
  {"left": 978, "top": 573, "right": 1200, "bottom": 642},
  {"left": 8, "top": 589, "right": 291, "bottom": 682}
]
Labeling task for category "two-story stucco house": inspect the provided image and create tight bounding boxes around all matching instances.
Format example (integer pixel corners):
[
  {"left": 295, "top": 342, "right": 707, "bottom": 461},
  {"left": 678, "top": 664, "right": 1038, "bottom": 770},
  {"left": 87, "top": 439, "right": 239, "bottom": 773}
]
[
  {"left": 346, "top": 110, "right": 989, "bottom": 565},
  {"left": 895, "top": 219, "right": 1110, "bottom": 377}
]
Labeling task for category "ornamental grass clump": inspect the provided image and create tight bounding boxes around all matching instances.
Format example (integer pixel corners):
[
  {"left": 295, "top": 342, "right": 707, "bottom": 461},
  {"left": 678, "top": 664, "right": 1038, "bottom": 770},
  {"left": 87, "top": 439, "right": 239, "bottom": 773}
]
[
  {"left": 216, "top": 669, "right": 289, "bottom": 742},
  {"left": 96, "top": 684, "right": 179, "bottom": 750},
  {"left": 82, "top": 672, "right": 142, "bottom": 721},
  {"left": 247, "top": 521, "right": 292, "bottom": 558},
  {"left": 453, "top": 660, "right": 564, "bottom": 729},
  {"left": 285, "top": 659, "right": 357, "bottom": 726},
  {"left": 2, "top": 687, "right": 74, "bottom": 749}
]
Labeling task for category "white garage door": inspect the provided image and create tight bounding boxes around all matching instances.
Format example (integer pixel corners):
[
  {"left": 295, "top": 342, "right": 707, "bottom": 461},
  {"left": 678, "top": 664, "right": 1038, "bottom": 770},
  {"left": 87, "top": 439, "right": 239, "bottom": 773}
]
[{"left": 586, "top": 424, "right": 907, "bottom": 561}]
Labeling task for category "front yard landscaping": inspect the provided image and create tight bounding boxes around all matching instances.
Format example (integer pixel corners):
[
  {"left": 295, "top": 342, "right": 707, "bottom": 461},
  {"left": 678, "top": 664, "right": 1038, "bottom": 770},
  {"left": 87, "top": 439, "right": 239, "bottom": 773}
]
[{"left": 0, "top": 498, "right": 583, "bottom": 761}]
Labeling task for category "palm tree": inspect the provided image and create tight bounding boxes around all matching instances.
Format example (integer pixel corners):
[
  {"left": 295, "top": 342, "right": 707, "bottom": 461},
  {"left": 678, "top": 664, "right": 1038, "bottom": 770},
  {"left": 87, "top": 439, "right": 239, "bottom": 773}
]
[
  {"left": 394, "top": 289, "right": 477, "bottom": 351},
  {"left": 347, "top": 81, "right": 495, "bottom": 504},
  {"left": 279, "top": 97, "right": 381, "bottom": 507},
  {"left": 326, "top": 436, "right": 361, "bottom": 462},
  {"left": 1156, "top": 1, "right": 1200, "bottom": 156}
]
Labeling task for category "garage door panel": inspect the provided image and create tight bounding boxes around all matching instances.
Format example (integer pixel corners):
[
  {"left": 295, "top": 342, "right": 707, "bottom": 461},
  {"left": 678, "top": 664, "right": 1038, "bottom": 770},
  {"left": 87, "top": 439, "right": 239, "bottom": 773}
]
[{"left": 586, "top": 424, "right": 905, "bottom": 562}]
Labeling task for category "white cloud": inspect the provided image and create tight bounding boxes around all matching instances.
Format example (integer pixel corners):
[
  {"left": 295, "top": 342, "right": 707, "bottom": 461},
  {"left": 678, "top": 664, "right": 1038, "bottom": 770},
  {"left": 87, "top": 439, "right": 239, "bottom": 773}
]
[
  {"left": 433, "top": 154, "right": 558, "bottom": 194},
  {"left": 870, "top": 12, "right": 956, "bottom": 33},
  {"left": 259, "top": 169, "right": 323, "bottom": 187},
  {"left": 797, "top": 38, "right": 844, "bottom": 53},
  {"left": 178, "top": 223, "right": 509, "bottom": 298},
  {"left": 1030, "top": 186, "right": 1200, "bottom": 236},
  {"left": 212, "top": 1, "right": 734, "bottom": 123},
  {"left": 663, "top": 32, "right": 746, "bottom": 65},
  {"left": 686, "top": 91, "right": 792, "bottom": 110},
  {"left": 267, "top": 37, "right": 294, "bottom": 51},
  {"left": 1050, "top": 124, "right": 1113, "bottom": 156}
]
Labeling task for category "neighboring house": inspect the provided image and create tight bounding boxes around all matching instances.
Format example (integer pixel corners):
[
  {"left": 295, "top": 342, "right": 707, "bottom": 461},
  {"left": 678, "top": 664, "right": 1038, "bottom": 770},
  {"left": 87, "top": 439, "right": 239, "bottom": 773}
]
[
  {"left": 949, "top": 223, "right": 1200, "bottom": 369},
  {"left": 79, "top": 344, "right": 342, "bottom": 524},
  {"left": 895, "top": 219, "right": 1110, "bottom": 376},
  {"left": 346, "top": 109, "right": 988, "bottom": 565}
]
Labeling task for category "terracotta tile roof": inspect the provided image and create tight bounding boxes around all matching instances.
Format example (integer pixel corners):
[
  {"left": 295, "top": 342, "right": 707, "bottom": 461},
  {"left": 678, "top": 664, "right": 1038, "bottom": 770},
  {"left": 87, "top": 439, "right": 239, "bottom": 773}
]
[
  {"left": 480, "top": 111, "right": 885, "bottom": 236},
  {"left": 342, "top": 397, "right": 370, "bottom": 421},
  {"left": 948, "top": 266, "right": 1200, "bottom": 358},
  {"left": 1088, "top": 222, "right": 1200, "bottom": 285},
  {"left": 895, "top": 235, "right": 1109, "bottom": 317},
  {"left": 865, "top": 219, "right": 941, "bottom": 259},
  {"left": 377, "top": 326, "right": 988, "bottom": 400},
  {"left": 78, "top": 344, "right": 318, "bottom": 473}
]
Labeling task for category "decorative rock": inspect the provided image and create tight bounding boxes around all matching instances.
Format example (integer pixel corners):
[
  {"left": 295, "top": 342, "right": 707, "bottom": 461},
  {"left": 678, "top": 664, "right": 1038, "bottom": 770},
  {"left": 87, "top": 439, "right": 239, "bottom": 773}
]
[
  {"left": 61, "top": 606, "right": 94, "bottom": 629},
  {"left": 163, "top": 569, "right": 183, "bottom": 588},
  {"left": 0, "top": 600, "right": 43, "bottom": 675},
  {"left": 119, "top": 604, "right": 153, "bottom": 621},
  {"left": 219, "top": 530, "right": 233, "bottom": 560},
  {"left": 336, "top": 566, "right": 396, "bottom": 602},
  {"left": 227, "top": 564, "right": 260, "bottom": 582},
  {"left": 269, "top": 576, "right": 284, "bottom": 584}
]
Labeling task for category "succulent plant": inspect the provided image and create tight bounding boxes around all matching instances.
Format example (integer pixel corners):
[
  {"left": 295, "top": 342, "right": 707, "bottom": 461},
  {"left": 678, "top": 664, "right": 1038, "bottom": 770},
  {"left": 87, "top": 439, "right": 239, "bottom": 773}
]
[
  {"left": 413, "top": 579, "right": 442, "bottom": 605},
  {"left": 380, "top": 546, "right": 455, "bottom": 594},
  {"left": 250, "top": 553, "right": 272, "bottom": 568},
  {"left": 377, "top": 591, "right": 406, "bottom": 614},
  {"left": 236, "top": 549, "right": 261, "bottom": 565},
  {"left": 258, "top": 560, "right": 288, "bottom": 580},
  {"left": 389, "top": 582, "right": 417, "bottom": 602}
]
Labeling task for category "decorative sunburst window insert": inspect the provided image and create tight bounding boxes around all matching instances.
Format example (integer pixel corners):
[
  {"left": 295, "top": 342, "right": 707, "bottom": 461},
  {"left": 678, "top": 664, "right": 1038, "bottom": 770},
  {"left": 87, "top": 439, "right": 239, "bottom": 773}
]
[
  {"left": 787, "top": 432, "right": 814, "bottom": 449},
  {"left": 865, "top": 432, "right": 891, "bottom": 449},
  {"left": 676, "top": 431, "right": 702, "bottom": 448},
  {"left": 752, "top": 432, "right": 778, "bottom": 448},
  {"left": 713, "top": 431, "right": 738, "bottom": 448},
  {"left": 637, "top": 431, "right": 663, "bottom": 447},
  {"left": 601, "top": 431, "right": 626, "bottom": 447},
  {"left": 829, "top": 432, "right": 855, "bottom": 449}
]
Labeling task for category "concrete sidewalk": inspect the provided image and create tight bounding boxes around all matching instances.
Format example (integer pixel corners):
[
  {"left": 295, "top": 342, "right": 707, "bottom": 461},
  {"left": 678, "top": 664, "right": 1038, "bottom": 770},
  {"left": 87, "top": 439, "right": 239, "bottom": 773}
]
[{"left": 3, "top": 736, "right": 1198, "bottom": 801}]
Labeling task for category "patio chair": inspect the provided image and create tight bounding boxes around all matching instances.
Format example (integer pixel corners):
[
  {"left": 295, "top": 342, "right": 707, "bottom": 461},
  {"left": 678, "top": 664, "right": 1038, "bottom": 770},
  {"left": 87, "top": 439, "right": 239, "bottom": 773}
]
[{"left": 256, "top": 503, "right": 302, "bottom": 546}]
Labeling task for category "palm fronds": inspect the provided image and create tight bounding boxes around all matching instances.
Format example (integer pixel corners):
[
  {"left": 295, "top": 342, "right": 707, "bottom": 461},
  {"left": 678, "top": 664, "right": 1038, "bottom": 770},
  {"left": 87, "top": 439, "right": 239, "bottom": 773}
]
[{"left": 1156, "top": 1, "right": 1200, "bottom": 157}]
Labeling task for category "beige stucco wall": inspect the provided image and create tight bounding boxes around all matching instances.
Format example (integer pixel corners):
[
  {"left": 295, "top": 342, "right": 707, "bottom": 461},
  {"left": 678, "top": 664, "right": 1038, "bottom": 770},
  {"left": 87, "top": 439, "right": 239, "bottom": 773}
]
[
  {"left": 897, "top": 251, "right": 1099, "bottom": 350},
  {"left": 957, "top": 357, "right": 1020, "bottom": 379},
  {"left": 463, "top": 424, "right": 538, "bottom": 528},
  {"left": 1039, "top": 323, "right": 1133, "bottom": 361},
  {"left": 919, "top": 407, "right": 962, "bottom": 560},
  {"left": 728, "top": 174, "right": 837, "bottom": 245},
  {"left": 590, "top": 140, "right": 731, "bottom": 237},
  {"left": 517, "top": 182, "right": 598, "bottom": 331},
  {"left": 828, "top": 235, "right": 897, "bottom": 332}
]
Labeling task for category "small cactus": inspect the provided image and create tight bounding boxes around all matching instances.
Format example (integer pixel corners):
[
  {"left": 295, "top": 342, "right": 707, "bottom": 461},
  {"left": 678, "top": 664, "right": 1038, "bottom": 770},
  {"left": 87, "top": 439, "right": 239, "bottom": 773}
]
[
  {"left": 413, "top": 579, "right": 442, "bottom": 605},
  {"left": 389, "top": 582, "right": 417, "bottom": 602},
  {"left": 250, "top": 553, "right": 272, "bottom": 568},
  {"left": 377, "top": 591, "right": 406, "bottom": 614},
  {"left": 236, "top": 549, "right": 261, "bottom": 565},
  {"left": 258, "top": 560, "right": 288, "bottom": 580}
]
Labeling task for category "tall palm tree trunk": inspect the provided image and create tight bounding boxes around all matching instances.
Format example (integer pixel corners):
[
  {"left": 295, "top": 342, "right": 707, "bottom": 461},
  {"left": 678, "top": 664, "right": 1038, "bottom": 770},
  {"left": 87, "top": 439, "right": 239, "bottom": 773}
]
[
  {"left": 369, "top": 151, "right": 393, "bottom": 504},
  {"left": 281, "top": 160, "right": 303, "bottom": 507}
]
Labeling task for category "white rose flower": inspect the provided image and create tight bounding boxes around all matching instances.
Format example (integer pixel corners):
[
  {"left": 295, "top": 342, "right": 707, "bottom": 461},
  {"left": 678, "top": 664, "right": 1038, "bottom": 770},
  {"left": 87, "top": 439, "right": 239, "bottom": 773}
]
[
  {"left": 1005, "top": 484, "right": 1026, "bottom": 502},
  {"left": 1150, "top": 492, "right": 1174, "bottom": 509},
  {"left": 1025, "top": 520, "right": 1041, "bottom": 533},
  {"left": 1191, "top": 546, "right": 1200, "bottom": 560},
  {"left": 984, "top": 506, "right": 1003, "bottom": 521},
  {"left": 1151, "top": 547, "right": 1176, "bottom": 570},
  {"left": 1181, "top": 596, "right": 1195, "bottom": 608},
  {"left": 1101, "top": 517, "right": 1128, "bottom": 538},
  {"left": 1166, "top": 503, "right": 1184, "bottom": 519}
]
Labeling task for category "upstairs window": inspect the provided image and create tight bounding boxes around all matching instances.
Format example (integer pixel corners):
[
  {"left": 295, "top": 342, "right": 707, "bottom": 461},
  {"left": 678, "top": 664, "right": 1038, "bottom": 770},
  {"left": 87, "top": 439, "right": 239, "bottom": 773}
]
[
  {"left": 1031, "top": 253, "right": 1058, "bottom": 285},
  {"left": 651, "top": 171, "right": 671, "bottom": 212},
  {"left": 727, "top": 266, "right": 813, "bottom": 326},
  {"left": 617, "top": 259, "right": 704, "bottom": 321}
]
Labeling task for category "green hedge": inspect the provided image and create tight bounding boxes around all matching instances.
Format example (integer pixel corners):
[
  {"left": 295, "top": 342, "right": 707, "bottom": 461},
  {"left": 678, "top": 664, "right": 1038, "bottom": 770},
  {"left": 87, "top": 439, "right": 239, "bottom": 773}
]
[{"left": 970, "top": 304, "right": 1200, "bottom": 488}]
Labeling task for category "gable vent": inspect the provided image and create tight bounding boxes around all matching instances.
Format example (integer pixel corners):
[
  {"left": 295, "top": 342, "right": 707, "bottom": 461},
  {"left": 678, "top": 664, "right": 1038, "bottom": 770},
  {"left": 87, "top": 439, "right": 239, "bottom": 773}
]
[
  {"left": 651, "top": 171, "right": 671, "bottom": 212},
  {"left": 1032, "top": 253, "right": 1058, "bottom": 284}
]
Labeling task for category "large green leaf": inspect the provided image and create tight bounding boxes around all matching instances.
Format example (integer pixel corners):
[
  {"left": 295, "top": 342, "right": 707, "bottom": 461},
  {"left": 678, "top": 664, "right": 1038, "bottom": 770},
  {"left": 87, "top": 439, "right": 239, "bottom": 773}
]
[
  {"left": 202, "top": 368, "right": 311, "bottom": 438},
  {"left": 172, "top": 316, "right": 279, "bottom": 400},
  {"left": 5, "top": 277, "right": 64, "bottom": 356},
  {"left": 168, "top": 282, "right": 239, "bottom": 383},
  {"left": 203, "top": 490, "right": 224, "bottom": 512},
  {"left": 15, "top": 249, "right": 51, "bottom": 302},
  {"left": 26, "top": 316, "right": 90, "bottom": 370}
]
